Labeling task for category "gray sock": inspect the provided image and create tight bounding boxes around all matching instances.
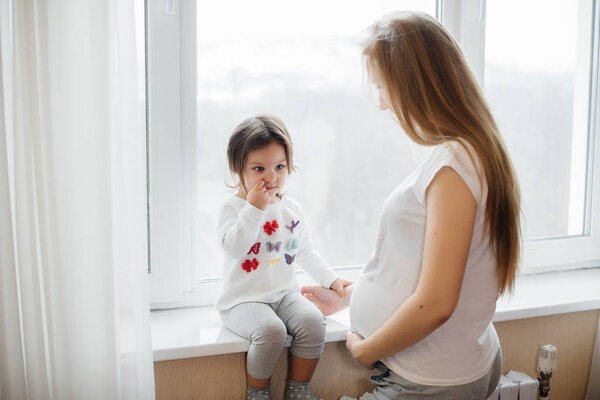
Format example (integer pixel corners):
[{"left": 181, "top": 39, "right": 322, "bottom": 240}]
[
  {"left": 285, "top": 379, "right": 319, "bottom": 400},
  {"left": 247, "top": 385, "right": 271, "bottom": 400}
]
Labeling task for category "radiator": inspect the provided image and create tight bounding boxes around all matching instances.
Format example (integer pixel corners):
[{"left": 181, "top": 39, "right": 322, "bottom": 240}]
[{"left": 486, "top": 370, "right": 539, "bottom": 400}]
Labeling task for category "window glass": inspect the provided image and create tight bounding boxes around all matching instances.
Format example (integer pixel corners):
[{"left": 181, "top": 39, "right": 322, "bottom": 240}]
[
  {"left": 196, "top": 1, "right": 437, "bottom": 279},
  {"left": 484, "top": 0, "right": 589, "bottom": 239}
]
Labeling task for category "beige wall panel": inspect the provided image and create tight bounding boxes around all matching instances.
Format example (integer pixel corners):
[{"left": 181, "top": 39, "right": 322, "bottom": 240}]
[
  {"left": 155, "top": 310, "right": 599, "bottom": 400},
  {"left": 494, "top": 310, "right": 599, "bottom": 400},
  {"left": 154, "top": 353, "right": 247, "bottom": 399},
  {"left": 154, "top": 342, "right": 374, "bottom": 399}
]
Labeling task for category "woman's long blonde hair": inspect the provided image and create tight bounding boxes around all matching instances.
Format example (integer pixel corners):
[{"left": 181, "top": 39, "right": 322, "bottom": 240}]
[{"left": 363, "top": 11, "right": 521, "bottom": 296}]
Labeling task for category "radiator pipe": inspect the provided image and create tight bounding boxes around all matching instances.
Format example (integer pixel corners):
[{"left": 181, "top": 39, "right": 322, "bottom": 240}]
[
  {"left": 537, "top": 344, "right": 557, "bottom": 399},
  {"left": 537, "top": 371, "right": 552, "bottom": 398}
]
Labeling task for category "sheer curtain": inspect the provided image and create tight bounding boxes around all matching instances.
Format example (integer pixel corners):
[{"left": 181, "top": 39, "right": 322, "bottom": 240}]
[{"left": 0, "top": 0, "right": 155, "bottom": 399}]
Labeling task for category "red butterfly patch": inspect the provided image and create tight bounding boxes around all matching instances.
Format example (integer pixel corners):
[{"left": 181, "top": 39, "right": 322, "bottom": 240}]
[
  {"left": 242, "top": 258, "right": 259, "bottom": 273},
  {"left": 247, "top": 242, "right": 261, "bottom": 255},
  {"left": 263, "top": 220, "right": 279, "bottom": 235}
]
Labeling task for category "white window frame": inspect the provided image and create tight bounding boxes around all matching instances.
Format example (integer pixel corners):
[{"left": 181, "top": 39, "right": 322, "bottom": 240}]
[
  {"left": 147, "top": 0, "right": 199, "bottom": 305},
  {"left": 440, "top": 0, "right": 600, "bottom": 274},
  {"left": 148, "top": 0, "right": 600, "bottom": 308}
]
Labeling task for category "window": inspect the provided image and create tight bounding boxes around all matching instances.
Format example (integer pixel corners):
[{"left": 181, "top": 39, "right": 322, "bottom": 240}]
[
  {"left": 484, "top": 0, "right": 591, "bottom": 239},
  {"left": 148, "top": 0, "right": 600, "bottom": 307},
  {"left": 194, "top": 0, "right": 437, "bottom": 282}
]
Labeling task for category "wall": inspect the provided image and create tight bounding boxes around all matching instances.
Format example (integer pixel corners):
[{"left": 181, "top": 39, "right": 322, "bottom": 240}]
[
  {"left": 495, "top": 310, "right": 598, "bottom": 400},
  {"left": 154, "top": 309, "right": 599, "bottom": 400}
]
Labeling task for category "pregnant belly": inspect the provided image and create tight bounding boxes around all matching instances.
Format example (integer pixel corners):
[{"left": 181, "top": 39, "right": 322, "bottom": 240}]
[{"left": 349, "top": 278, "right": 408, "bottom": 338}]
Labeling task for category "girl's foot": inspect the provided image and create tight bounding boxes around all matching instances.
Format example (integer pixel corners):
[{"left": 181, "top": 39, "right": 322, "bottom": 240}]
[
  {"left": 284, "top": 379, "right": 321, "bottom": 400},
  {"left": 247, "top": 385, "right": 271, "bottom": 400}
]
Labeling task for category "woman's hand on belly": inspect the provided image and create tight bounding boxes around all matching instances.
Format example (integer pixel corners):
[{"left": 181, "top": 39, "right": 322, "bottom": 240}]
[{"left": 345, "top": 331, "right": 376, "bottom": 369}]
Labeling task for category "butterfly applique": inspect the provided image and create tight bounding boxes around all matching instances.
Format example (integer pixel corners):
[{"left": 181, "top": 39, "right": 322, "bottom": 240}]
[
  {"left": 269, "top": 259, "right": 281, "bottom": 265},
  {"left": 266, "top": 241, "right": 281, "bottom": 253},
  {"left": 264, "top": 220, "right": 279, "bottom": 235},
  {"left": 284, "top": 253, "right": 296, "bottom": 265},
  {"left": 247, "top": 242, "right": 261, "bottom": 255},
  {"left": 242, "top": 258, "right": 259, "bottom": 273},
  {"left": 287, "top": 238, "right": 298, "bottom": 251},
  {"left": 286, "top": 220, "right": 300, "bottom": 233}
]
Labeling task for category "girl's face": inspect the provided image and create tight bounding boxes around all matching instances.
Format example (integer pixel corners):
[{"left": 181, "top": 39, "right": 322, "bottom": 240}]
[{"left": 242, "top": 141, "right": 289, "bottom": 202}]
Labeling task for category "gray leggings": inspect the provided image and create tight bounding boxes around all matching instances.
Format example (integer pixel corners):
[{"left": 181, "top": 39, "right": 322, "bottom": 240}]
[
  {"left": 219, "top": 291, "right": 327, "bottom": 379},
  {"left": 342, "top": 349, "right": 502, "bottom": 400}
]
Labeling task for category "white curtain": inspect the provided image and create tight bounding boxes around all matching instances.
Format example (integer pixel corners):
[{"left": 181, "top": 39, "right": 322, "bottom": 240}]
[{"left": 0, "top": 0, "right": 155, "bottom": 399}]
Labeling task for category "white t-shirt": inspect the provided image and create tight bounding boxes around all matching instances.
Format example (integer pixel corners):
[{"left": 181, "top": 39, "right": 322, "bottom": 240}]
[
  {"left": 216, "top": 195, "right": 338, "bottom": 311},
  {"left": 349, "top": 140, "right": 500, "bottom": 386}
]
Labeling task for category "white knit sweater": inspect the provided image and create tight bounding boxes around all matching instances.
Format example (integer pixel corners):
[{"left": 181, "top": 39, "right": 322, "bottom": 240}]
[{"left": 215, "top": 195, "right": 338, "bottom": 311}]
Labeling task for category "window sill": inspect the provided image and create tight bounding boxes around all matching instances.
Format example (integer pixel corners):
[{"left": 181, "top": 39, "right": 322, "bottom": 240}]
[{"left": 151, "top": 268, "right": 600, "bottom": 362}]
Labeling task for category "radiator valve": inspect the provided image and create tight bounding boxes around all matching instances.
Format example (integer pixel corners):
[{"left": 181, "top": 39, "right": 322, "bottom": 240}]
[{"left": 537, "top": 344, "right": 557, "bottom": 398}]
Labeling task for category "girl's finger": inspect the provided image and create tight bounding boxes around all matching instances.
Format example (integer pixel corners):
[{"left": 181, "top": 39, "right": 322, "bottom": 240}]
[{"left": 251, "top": 181, "right": 265, "bottom": 192}]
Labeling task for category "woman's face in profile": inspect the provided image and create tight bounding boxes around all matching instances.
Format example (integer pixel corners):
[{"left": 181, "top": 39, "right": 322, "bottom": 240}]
[
  {"left": 377, "top": 85, "right": 391, "bottom": 111},
  {"left": 371, "top": 75, "right": 391, "bottom": 111}
]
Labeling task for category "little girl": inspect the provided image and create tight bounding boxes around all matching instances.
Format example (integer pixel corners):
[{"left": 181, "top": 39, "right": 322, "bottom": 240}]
[{"left": 216, "top": 114, "right": 351, "bottom": 400}]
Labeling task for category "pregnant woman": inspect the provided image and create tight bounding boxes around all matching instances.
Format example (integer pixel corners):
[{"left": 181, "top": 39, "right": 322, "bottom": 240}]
[{"left": 302, "top": 11, "right": 521, "bottom": 400}]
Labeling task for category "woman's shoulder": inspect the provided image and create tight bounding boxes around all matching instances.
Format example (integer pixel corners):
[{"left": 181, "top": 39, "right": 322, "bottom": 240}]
[
  {"left": 426, "top": 140, "right": 481, "bottom": 176},
  {"left": 418, "top": 139, "right": 485, "bottom": 204},
  {"left": 429, "top": 139, "right": 476, "bottom": 163}
]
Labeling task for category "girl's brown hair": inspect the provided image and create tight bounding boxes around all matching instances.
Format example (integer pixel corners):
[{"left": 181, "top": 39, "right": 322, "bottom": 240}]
[
  {"left": 363, "top": 12, "right": 521, "bottom": 296},
  {"left": 227, "top": 114, "right": 295, "bottom": 192}
]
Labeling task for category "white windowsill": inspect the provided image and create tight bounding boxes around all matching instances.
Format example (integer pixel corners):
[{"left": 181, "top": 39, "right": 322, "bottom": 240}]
[{"left": 151, "top": 268, "right": 600, "bottom": 362}]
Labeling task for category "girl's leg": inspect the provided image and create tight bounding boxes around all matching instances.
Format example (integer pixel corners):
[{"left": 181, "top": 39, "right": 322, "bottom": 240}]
[
  {"left": 220, "top": 302, "right": 288, "bottom": 392},
  {"left": 288, "top": 355, "right": 320, "bottom": 382},
  {"left": 274, "top": 291, "right": 327, "bottom": 399},
  {"left": 247, "top": 374, "right": 271, "bottom": 390},
  {"left": 275, "top": 291, "right": 327, "bottom": 377}
]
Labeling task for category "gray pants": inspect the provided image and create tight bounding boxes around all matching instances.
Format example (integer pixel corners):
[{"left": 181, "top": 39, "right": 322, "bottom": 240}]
[
  {"left": 219, "top": 291, "right": 327, "bottom": 380},
  {"left": 341, "top": 350, "right": 502, "bottom": 400}
]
